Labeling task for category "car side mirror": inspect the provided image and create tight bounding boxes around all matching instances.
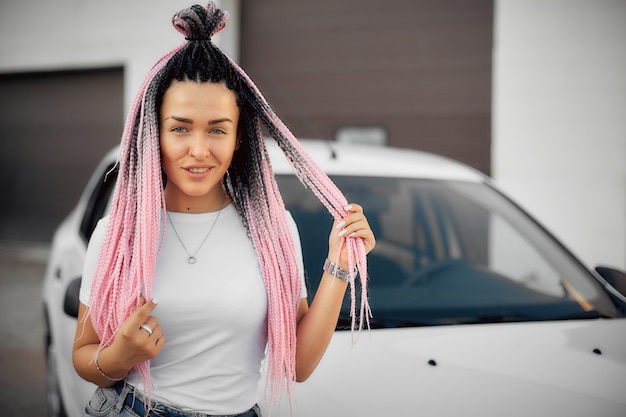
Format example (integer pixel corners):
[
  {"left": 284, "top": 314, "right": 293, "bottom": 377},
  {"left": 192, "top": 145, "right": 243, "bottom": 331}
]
[
  {"left": 63, "top": 277, "right": 82, "bottom": 318},
  {"left": 595, "top": 266, "right": 626, "bottom": 296}
]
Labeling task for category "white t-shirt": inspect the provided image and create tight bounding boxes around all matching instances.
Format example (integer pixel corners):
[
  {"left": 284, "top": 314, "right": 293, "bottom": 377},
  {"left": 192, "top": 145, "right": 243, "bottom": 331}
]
[{"left": 79, "top": 204, "right": 307, "bottom": 414}]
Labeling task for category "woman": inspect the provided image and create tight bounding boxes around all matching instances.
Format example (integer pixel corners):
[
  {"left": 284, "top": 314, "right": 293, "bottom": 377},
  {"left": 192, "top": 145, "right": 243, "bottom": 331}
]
[{"left": 72, "top": 3, "right": 375, "bottom": 417}]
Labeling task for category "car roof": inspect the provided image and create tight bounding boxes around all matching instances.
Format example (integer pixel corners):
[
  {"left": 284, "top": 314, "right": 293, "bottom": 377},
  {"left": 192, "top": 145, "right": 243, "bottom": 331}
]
[
  {"left": 101, "top": 139, "right": 487, "bottom": 183},
  {"left": 266, "top": 139, "right": 486, "bottom": 182}
]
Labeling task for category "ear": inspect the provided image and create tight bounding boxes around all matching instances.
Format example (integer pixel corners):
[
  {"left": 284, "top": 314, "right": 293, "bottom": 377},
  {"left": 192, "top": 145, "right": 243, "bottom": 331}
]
[{"left": 235, "top": 131, "right": 242, "bottom": 150}]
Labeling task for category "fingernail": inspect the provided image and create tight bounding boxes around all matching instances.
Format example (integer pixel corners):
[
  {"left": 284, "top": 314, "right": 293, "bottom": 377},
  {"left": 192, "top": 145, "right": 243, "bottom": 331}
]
[
  {"left": 348, "top": 232, "right": 356, "bottom": 238},
  {"left": 344, "top": 204, "right": 353, "bottom": 211},
  {"left": 338, "top": 228, "right": 347, "bottom": 237},
  {"left": 152, "top": 298, "right": 159, "bottom": 305},
  {"left": 336, "top": 220, "right": 346, "bottom": 229}
]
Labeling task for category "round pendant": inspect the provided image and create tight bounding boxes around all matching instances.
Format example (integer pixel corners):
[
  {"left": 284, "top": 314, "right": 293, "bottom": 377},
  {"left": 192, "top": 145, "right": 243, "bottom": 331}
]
[{"left": 187, "top": 256, "right": 197, "bottom": 264}]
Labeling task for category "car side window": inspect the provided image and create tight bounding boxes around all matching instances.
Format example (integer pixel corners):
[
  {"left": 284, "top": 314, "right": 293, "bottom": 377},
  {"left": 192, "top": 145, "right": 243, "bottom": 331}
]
[{"left": 79, "top": 164, "right": 118, "bottom": 243}]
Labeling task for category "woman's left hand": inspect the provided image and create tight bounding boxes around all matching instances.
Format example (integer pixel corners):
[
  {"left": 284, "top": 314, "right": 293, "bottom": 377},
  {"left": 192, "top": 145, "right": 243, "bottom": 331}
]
[
  {"left": 328, "top": 203, "right": 376, "bottom": 268},
  {"left": 295, "top": 203, "right": 375, "bottom": 381}
]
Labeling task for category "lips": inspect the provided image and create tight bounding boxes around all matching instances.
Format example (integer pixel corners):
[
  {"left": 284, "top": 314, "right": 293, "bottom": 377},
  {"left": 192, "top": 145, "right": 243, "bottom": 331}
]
[
  {"left": 187, "top": 167, "right": 210, "bottom": 174},
  {"left": 183, "top": 165, "right": 213, "bottom": 179}
]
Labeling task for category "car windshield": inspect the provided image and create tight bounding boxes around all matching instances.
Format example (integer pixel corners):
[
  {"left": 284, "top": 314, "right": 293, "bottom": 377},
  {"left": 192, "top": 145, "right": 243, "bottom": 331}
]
[{"left": 276, "top": 175, "right": 622, "bottom": 328}]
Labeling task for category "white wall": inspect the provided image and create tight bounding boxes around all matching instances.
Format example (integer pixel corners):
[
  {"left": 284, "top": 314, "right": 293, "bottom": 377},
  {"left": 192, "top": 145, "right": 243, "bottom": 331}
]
[
  {"left": 493, "top": 0, "right": 626, "bottom": 270},
  {"left": 0, "top": 0, "right": 240, "bottom": 114}
]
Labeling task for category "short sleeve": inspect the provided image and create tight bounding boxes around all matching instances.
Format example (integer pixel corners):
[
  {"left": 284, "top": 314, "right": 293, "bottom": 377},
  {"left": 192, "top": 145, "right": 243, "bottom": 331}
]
[{"left": 78, "top": 216, "right": 109, "bottom": 306}]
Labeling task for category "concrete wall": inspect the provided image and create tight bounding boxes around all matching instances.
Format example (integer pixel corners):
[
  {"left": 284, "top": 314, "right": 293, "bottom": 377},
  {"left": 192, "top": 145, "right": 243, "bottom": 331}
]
[{"left": 493, "top": 0, "right": 626, "bottom": 270}]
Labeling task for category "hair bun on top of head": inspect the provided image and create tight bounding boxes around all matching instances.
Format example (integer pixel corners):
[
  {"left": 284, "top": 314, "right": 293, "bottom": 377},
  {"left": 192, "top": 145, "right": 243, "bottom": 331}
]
[{"left": 172, "top": 2, "right": 229, "bottom": 41}]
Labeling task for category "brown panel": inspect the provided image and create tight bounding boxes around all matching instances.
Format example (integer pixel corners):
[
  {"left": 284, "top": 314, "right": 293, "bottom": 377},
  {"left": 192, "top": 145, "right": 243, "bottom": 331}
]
[
  {"left": 240, "top": 0, "right": 493, "bottom": 174},
  {"left": 0, "top": 68, "right": 123, "bottom": 242}
]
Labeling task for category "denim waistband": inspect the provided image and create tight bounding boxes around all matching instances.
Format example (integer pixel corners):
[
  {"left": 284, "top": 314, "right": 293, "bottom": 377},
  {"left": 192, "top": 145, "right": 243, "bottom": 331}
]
[{"left": 112, "top": 382, "right": 259, "bottom": 417}]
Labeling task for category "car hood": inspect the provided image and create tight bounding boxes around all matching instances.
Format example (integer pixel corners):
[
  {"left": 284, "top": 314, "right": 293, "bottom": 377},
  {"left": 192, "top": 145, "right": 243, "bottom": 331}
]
[{"left": 269, "top": 319, "right": 626, "bottom": 417}]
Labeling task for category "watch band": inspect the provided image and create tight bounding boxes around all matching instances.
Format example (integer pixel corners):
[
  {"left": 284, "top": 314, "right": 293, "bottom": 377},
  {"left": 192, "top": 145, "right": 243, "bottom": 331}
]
[{"left": 323, "top": 258, "right": 356, "bottom": 282}]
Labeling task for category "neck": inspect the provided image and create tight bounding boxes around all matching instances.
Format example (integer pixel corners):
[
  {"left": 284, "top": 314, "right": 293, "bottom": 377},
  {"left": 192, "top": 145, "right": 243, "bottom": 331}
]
[{"left": 165, "top": 187, "right": 229, "bottom": 213}]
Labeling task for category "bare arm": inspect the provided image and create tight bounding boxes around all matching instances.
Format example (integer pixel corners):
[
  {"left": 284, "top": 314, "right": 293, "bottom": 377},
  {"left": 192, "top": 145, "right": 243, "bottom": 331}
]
[
  {"left": 294, "top": 203, "right": 375, "bottom": 381},
  {"left": 72, "top": 296, "right": 166, "bottom": 386}
]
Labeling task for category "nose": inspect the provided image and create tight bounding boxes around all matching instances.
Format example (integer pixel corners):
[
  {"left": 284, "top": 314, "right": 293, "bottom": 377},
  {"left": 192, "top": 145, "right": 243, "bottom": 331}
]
[{"left": 189, "top": 134, "right": 209, "bottom": 159}]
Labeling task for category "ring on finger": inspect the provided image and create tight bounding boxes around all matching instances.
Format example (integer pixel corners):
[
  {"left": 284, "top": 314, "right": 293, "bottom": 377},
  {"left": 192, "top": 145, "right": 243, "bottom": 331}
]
[{"left": 140, "top": 323, "right": 154, "bottom": 336}]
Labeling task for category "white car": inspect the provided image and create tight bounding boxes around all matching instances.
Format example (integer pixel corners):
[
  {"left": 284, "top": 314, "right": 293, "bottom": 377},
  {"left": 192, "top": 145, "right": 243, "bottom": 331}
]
[{"left": 42, "top": 140, "right": 626, "bottom": 417}]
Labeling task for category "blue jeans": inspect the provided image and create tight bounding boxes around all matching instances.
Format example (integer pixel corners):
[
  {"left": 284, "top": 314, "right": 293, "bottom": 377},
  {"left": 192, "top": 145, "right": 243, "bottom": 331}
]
[{"left": 84, "top": 382, "right": 260, "bottom": 417}]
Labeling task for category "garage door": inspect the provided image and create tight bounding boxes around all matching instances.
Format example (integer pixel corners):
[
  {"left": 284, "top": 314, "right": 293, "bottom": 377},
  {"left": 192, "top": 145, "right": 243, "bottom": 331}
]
[
  {"left": 240, "top": 0, "right": 493, "bottom": 174},
  {"left": 0, "top": 68, "right": 123, "bottom": 243}
]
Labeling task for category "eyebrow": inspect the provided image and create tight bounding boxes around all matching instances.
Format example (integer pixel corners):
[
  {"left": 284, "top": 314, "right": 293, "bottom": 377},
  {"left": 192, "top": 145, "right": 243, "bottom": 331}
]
[{"left": 166, "top": 115, "right": 234, "bottom": 125}]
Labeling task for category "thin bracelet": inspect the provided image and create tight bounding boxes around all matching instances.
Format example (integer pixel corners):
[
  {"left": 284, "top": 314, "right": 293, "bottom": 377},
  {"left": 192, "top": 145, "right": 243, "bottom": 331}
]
[
  {"left": 94, "top": 351, "right": 126, "bottom": 382},
  {"left": 323, "top": 258, "right": 358, "bottom": 282}
]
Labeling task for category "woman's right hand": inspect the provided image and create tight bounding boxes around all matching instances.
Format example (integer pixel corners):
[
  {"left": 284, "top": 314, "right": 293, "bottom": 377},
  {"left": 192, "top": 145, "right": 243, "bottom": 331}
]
[
  {"left": 107, "top": 295, "right": 166, "bottom": 368},
  {"left": 72, "top": 295, "right": 166, "bottom": 386}
]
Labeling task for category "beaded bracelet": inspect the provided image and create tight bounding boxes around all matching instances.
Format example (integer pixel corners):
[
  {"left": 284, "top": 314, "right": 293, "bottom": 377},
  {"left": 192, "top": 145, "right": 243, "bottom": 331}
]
[
  {"left": 94, "top": 351, "right": 125, "bottom": 382},
  {"left": 323, "top": 258, "right": 358, "bottom": 282}
]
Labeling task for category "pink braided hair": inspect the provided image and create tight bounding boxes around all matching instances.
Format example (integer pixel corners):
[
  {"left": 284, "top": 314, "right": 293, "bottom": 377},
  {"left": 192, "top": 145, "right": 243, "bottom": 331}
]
[{"left": 87, "top": 2, "right": 371, "bottom": 409}]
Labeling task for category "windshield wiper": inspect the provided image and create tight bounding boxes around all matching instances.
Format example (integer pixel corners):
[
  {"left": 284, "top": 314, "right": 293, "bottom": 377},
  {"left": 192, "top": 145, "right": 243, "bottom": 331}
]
[
  {"left": 551, "top": 310, "right": 615, "bottom": 321},
  {"left": 335, "top": 309, "right": 617, "bottom": 330},
  {"left": 460, "top": 310, "right": 615, "bottom": 325},
  {"left": 335, "top": 315, "right": 437, "bottom": 330},
  {"left": 455, "top": 314, "right": 536, "bottom": 325}
]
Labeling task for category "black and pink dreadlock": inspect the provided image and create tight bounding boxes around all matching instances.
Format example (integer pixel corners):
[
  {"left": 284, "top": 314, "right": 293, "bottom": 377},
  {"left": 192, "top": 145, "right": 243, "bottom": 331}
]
[{"left": 88, "top": 2, "right": 370, "bottom": 407}]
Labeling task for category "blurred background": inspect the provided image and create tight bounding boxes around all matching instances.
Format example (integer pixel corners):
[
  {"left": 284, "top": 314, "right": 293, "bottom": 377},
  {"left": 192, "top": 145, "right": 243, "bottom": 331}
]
[
  {"left": 0, "top": 0, "right": 624, "bottom": 415},
  {"left": 0, "top": 0, "right": 624, "bottom": 270}
]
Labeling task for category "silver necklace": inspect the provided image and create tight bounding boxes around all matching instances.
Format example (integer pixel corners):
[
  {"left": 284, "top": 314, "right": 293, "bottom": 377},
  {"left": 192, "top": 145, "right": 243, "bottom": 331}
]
[{"left": 166, "top": 194, "right": 226, "bottom": 264}]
